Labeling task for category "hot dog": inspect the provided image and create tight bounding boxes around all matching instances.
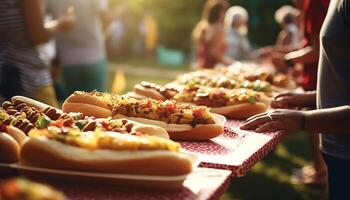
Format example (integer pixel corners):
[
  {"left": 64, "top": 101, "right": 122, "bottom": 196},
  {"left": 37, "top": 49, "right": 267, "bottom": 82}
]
[
  {"left": 134, "top": 81, "right": 179, "bottom": 101},
  {"left": 177, "top": 67, "right": 296, "bottom": 92},
  {"left": 62, "top": 91, "right": 224, "bottom": 140},
  {"left": 20, "top": 127, "right": 193, "bottom": 176},
  {"left": 11, "top": 95, "right": 53, "bottom": 111},
  {"left": 1, "top": 98, "right": 169, "bottom": 139},
  {"left": 0, "top": 132, "right": 20, "bottom": 163},
  {"left": 134, "top": 82, "right": 269, "bottom": 119},
  {"left": 0, "top": 120, "right": 27, "bottom": 163}
]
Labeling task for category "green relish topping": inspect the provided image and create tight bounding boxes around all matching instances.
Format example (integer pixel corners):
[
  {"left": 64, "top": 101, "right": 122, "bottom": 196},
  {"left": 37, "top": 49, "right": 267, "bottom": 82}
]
[{"left": 35, "top": 115, "right": 52, "bottom": 129}]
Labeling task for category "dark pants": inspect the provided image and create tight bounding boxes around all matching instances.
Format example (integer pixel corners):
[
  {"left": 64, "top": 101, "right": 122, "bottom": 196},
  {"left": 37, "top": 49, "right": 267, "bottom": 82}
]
[
  {"left": 323, "top": 153, "right": 350, "bottom": 200},
  {"left": 62, "top": 59, "right": 107, "bottom": 99}
]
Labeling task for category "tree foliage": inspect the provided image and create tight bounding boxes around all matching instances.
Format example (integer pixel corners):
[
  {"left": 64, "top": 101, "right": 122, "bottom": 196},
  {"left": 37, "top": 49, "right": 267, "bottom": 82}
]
[{"left": 109, "top": 0, "right": 292, "bottom": 55}]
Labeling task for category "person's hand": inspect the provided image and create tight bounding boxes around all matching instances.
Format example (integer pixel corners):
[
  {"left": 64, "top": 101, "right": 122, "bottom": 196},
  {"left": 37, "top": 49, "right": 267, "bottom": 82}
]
[
  {"left": 271, "top": 92, "right": 313, "bottom": 109},
  {"left": 50, "top": 66, "right": 61, "bottom": 82},
  {"left": 271, "top": 52, "right": 289, "bottom": 72},
  {"left": 240, "top": 109, "right": 305, "bottom": 133},
  {"left": 58, "top": 6, "right": 76, "bottom": 32},
  {"left": 257, "top": 46, "right": 274, "bottom": 58}
]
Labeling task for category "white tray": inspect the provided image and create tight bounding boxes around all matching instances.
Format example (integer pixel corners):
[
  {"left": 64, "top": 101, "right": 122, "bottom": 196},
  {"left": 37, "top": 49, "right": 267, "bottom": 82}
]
[{"left": 0, "top": 152, "right": 199, "bottom": 190}]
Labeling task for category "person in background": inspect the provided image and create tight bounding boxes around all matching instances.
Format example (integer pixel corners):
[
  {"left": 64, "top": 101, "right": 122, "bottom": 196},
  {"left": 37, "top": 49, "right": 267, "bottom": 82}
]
[
  {"left": 273, "top": 5, "right": 302, "bottom": 54},
  {"left": 274, "top": 6, "right": 301, "bottom": 53},
  {"left": 0, "top": 0, "right": 75, "bottom": 107},
  {"left": 192, "top": 0, "right": 232, "bottom": 68},
  {"left": 142, "top": 12, "right": 158, "bottom": 58},
  {"left": 106, "top": 19, "right": 125, "bottom": 59},
  {"left": 259, "top": 6, "right": 301, "bottom": 62},
  {"left": 47, "top": 0, "right": 126, "bottom": 97},
  {"left": 270, "top": 0, "right": 330, "bottom": 186},
  {"left": 241, "top": 0, "right": 350, "bottom": 198},
  {"left": 224, "top": 6, "right": 255, "bottom": 61}
]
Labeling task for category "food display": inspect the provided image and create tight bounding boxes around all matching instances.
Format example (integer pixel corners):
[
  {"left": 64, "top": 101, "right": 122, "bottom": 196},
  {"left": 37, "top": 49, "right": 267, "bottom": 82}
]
[
  {"left": 63, "top": 91, "right": 224, "bottom": 140},
  {"left": 0, "top": 96, "right": 194, "bottom": 186},
  {"left": 134, "top": 81, "right": 268, "bottom": 119},
  {"left": 133, "top": 63, "right": 297, "bottom": 120},
  {"left": 0, "top": 61, "right": 297, "bottom": 193},
  {"left": 0, "top": 178, "right": 66, "bottom": 200}
]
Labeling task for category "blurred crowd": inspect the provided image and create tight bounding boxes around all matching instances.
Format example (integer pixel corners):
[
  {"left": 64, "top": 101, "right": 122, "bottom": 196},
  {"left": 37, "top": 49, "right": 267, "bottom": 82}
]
[
  {"left": 0, "top": 0, "right": 158, "bottom": 106},
  {"left": 0, "top": 0, "right": 309, "bottom": 105}
]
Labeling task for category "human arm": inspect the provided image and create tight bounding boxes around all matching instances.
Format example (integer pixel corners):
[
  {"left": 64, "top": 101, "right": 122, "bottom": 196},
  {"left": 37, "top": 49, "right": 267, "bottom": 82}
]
[
  {"left": 240, "top": 105, "right": 350, "bottom": 134},
  {"left": 284, "top": 39, "right": 318, "bottom": 64},
  {"left": 209, "top": 28, "right": 233, "bottom": 65},
  {"left": 99, "top": 1, "right": 127, "bottom": 28},
  {"left": 271, "top": 91, "right": 316, "bottom": 109},
  {"left": 21, "top": 0, "right": 75, "bottom": 45},
  {"left": 275, "top": 30, "right": 300, "bottom": 54},
  {"left": 272, "top": 33, "right": 319, "bottom": 68}
]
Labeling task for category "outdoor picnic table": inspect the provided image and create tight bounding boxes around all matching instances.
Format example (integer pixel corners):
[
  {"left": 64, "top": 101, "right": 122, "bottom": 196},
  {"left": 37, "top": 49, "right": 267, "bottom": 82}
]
[
  {"left": 0, "top": 167, "right": 231, "bottom": 200},
  {"left": 181, "top": 119, "right": 285, "bottom": 177}
]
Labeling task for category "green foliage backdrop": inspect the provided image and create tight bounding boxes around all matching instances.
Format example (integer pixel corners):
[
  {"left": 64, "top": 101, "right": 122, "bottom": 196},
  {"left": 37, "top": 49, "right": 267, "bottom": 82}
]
[{"left": 109, "top": 0, "right": 292, "bottom": 55}]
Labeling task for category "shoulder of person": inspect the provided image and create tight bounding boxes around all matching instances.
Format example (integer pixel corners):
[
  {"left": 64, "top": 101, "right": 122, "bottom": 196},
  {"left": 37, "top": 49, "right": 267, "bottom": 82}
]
[
  {"left": 211, "top": 23, "right": 225, "bottom": 32},
  {"left": 286, "top": 24, "right": 299, "bottom": 33}
]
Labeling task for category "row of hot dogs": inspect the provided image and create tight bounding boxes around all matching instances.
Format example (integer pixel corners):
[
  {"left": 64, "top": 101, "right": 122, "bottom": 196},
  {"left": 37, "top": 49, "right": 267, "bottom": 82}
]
[
  {"left": 131, "top": 66, "right": 295, "bottom": 119},
  {"left": 0, "top": 96, "right": 194, "bottom": 177}
]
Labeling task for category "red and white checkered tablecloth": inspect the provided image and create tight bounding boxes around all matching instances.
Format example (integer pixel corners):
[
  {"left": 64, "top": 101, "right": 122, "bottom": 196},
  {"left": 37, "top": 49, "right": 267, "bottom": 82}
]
[
  {"left": 36, "top": 168, "right": 231, "bottom": 200},
  {"left": 180, "top": 120, "right": 285, "bottom": 177}
]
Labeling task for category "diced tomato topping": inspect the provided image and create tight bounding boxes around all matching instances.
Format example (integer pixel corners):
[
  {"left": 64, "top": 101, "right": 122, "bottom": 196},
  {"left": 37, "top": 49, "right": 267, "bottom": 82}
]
[
  {"left": 101, "top": 121, "right": 111, "bottom": 131},
  {"left": 50, "top": 120, "right": 64, "bottom": 127},
  {"left": 164, "top": 104, "right": 176, "bottom": 113},
  {"left": 142, "top": 101, "right": 152, "bottom": 109},
  {"left": 193, "top": 107, "right": 204, "bottom": 117}
]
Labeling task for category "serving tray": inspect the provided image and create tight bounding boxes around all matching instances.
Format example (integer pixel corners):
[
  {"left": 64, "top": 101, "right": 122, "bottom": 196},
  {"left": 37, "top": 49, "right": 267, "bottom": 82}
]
[{"left": 0, "top": 152, "right": 199, "bottom": 190}]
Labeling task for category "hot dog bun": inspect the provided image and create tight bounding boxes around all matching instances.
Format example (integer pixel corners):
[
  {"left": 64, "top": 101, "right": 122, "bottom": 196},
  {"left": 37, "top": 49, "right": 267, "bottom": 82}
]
[
  {"left": 6, "top": 126, "right": 27, "bottom": 145},
  {"left": 134, "top": 85, "right": 166, "bottom": 101},
  {"left": 112, "top": 114, "right": 224, "bottom": 141},
  {"left": 20, "top": 137, "right": 192, "bottom": 176},
  {"left": 63, "top": 92, "right": 224, "bottom": 141},
  {"left": 211, "top": 102, "right": 268, "bottom": 120},
  {"left": 62, "top": 92, "right": 111, "bottom": 118},
  {"left": 0, "top": 133, "right": 20, "bottom": 163},
  {"left": 130, "top": 122, "right": 169, "bottom": 139}
]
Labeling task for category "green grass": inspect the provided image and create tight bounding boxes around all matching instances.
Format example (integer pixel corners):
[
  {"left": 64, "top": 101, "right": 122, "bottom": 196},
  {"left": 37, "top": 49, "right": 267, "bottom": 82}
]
[
  {"left": 107, "top": 72, "right": 173, "bottom": 93},
  {"left": 109, "top": 56, "right": 191, "bottom": 71},
  {"left": 107, "top": 62, "right": 328, "bottom": 200}
]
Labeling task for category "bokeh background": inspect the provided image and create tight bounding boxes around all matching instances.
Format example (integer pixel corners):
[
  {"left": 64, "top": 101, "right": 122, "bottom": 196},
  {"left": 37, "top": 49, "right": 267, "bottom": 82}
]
[{"left": 104, "top": 1, "right": 327, "bottom": 199}]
